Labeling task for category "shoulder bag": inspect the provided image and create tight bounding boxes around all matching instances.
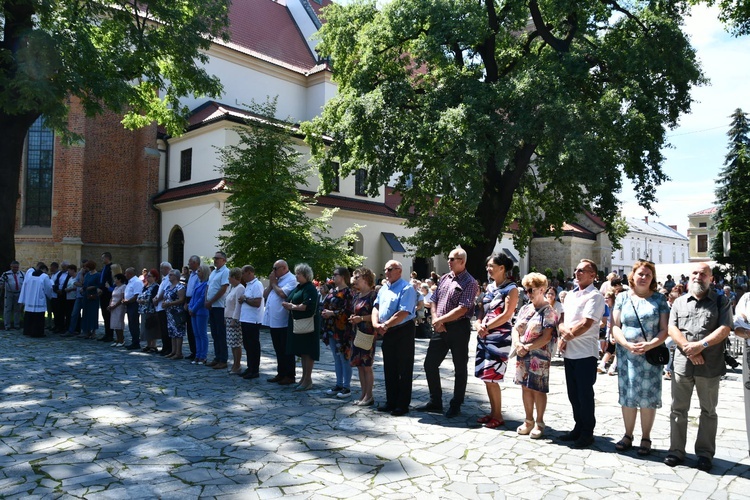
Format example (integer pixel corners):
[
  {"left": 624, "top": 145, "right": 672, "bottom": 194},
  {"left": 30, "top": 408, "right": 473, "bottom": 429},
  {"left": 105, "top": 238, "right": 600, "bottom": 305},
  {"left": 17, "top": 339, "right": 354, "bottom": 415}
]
[{"left": 629, "top": 296, "right": 669, "bottom": 366}]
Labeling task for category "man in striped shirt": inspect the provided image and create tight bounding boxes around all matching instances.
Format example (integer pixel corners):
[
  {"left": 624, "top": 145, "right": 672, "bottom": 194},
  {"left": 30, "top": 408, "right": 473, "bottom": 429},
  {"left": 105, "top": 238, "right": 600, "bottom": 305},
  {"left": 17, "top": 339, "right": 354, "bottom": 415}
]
[{"left": 416, "top": 247, "right": 479, "bottom": 418}]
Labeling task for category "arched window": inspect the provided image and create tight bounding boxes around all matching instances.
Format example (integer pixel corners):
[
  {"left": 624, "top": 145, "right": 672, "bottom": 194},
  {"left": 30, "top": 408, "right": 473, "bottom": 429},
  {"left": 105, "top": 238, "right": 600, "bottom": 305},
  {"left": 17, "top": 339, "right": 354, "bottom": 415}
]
[
  {"left": 25, "top": 116, "right": 55, "bottom": 226},
  {"left": 169, "top": 226, "right": 185, "bottom": 271}
]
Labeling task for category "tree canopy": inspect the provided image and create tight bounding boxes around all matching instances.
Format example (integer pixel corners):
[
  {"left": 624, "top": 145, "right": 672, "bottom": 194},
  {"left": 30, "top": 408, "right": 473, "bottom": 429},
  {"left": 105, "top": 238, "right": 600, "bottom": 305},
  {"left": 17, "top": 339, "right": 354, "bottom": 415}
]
[
  {"left": 0, "top": 0, "right": 230, "bottom": 271},
  {"left": 711, "top": 108, "right": 750, "bottom": 273},
  {"left": 702, "top": 0, "right": 750, "bottom": 35},
  {"left": 303, "top": 0, "right": 704, "bottom": 277},
  {"left": 217, "top": 99, "right": 363, "bottom": 277}
]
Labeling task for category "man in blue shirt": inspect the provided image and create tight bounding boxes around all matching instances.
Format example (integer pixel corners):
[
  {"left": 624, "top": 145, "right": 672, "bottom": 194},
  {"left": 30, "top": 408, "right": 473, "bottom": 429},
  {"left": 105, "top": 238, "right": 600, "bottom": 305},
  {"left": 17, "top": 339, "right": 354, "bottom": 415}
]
[{"left": 372, "top": 260, "right": 418, "bottom": 416}]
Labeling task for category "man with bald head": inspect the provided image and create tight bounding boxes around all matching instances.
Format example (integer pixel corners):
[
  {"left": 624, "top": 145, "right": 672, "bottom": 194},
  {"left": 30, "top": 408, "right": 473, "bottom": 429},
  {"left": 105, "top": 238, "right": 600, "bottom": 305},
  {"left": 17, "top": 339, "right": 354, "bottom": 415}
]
[
  {"left": 263, "top": 260, "right": 298, "bottom": 385},
  {"left": 665, "top": 262, "right": 732, "bottom": 472}
]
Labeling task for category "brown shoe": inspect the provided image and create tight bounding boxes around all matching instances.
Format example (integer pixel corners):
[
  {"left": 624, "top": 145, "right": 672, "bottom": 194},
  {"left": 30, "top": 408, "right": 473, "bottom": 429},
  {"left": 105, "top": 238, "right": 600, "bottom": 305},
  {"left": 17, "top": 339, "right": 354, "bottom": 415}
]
[
  {"left": 267, "top": 375, "right": 282, "bottom": 383},
  {"left": 206, "top": 359, "right": 219, "bottom": 367},
  {"left": 278, "top": 376, "right": 296, "bottom": 385},
  {"left": 212, "top": 362, "right": 228, "bottom": 370}
]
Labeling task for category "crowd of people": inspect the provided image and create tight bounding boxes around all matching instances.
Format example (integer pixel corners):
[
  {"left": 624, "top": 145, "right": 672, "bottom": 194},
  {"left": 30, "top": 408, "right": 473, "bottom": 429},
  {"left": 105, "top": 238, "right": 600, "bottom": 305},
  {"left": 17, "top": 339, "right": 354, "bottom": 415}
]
[{"left": 3, "top": 249, "right": 749, "bottom": 472}]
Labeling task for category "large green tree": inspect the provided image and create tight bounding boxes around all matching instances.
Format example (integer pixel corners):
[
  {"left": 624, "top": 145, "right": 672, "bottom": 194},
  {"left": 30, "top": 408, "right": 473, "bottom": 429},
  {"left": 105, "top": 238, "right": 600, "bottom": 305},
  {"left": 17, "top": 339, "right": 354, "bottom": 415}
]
[
  {"left": 0, "top": 0, "right": 230, "bottom": 271},
  {"left": 303, "top": 0, "right": 704, "bottom": 278},
  {"left": 702, "top": 0, "right": 750, "bottom": 34},
  {"left": 711, "top": 108, "right": 750, "bottom": 273},
  {"left": 217, "top": 100, "right": 363, "bottom": 277}
]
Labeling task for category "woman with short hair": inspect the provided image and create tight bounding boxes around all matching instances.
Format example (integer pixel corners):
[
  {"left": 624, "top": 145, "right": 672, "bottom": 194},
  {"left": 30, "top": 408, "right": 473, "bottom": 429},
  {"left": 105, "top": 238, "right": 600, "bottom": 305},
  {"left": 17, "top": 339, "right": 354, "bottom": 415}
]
[
  {"left": 282, "top": 263, "right": 320, "bottom": 391},
  {"left": 81, "top": 260, "right": 101, "bottom": 340},
  {"left": 163, "top": 269, "right": 187, "bottom": 359},
  {"left": 225, "top": 267, "right": 245, "bottom": 374},
  {"left": 188, "top": 264, "right": 210, "bottom": 364},
  {"left": 349, "top": 267, "right": 378, "bottom": 405},
  {"left": 107, "top": 273, "right": 128, "bottom": 347},
  {"left": 138, "top": 269, "right": 161, "bottom": 353},
  {"left": 321, "top": 267, "right": 354, "bottom": 398}
]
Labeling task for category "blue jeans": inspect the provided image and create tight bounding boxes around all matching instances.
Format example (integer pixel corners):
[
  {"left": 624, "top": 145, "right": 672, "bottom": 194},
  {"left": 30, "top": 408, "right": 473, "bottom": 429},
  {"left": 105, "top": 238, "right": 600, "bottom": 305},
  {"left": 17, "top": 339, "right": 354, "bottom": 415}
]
[
  {"left": 192, "top": 314, "right": 209, "bottom": 360},
  {"left": 209, "top": 307, "right": 227, "bottom": 363},
  {"left": 329, "top": 339, "right": 352, "bottom": 389},
  {"left": 68, "top": 297, "right": 84, "bottom": 333}
]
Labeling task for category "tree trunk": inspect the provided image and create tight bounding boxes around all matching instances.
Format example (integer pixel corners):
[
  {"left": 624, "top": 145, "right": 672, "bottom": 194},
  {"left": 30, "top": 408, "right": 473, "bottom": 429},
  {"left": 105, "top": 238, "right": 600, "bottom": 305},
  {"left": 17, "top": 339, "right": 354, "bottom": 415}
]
[
  {"left": 0, "top": 112, "right": 40, "bottom": 272},
  {"left": 464, "top": 144, "right": 535, "bottom": 281}
]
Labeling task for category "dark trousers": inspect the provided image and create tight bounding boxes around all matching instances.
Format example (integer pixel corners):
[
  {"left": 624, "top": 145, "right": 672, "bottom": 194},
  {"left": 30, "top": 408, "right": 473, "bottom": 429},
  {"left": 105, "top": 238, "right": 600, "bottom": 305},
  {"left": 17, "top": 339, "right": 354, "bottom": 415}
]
[
  {"left": 381, "top": 320, "right": 415, "bottom": 410},
  {"left": 424, "top": 318, "right": 471, "bottom": 406},
  {"left": 209, "top": 307, "right": 227, "bottom": 363},
  {"left": 126, "top": 302, "right": 140, "bottom": 346},
  {"left": 270, "top": 326, "right": 295, "bottom": 378},
  {"left": 241, "top": 322, "right": 261, "bottom": 375},
  {"left": 158, "top": 310, "right": 170, "bottom": 354},
  {"left": 185, "top": 300, "right": 196, "bottom": 356},
  {"left": 64, "top": 299, "right": 75, "bottom": 331},
  {"left": 52, "top": 297, "right": 65, "bottom": 331},
  {"left": 564, "top": 356, "right": 598, "bottom": 437},
  {"left": 99, "top": 290, "right": 113, "bottom": 339},
  {"left": 24, "top": 311, "right": 46, "bottom": 337}
]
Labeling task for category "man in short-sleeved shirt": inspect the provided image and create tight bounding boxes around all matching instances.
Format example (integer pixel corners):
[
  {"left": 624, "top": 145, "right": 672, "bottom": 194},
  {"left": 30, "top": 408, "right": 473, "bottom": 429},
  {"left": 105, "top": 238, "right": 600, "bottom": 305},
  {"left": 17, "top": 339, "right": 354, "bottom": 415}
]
[
  {"left": 372, "top": 260, "right": 418, "bottom": 416},
  {"left": 558, "top": 258, "right": 605, "bottom": 449},
  {"left": 123, "top": 267, "right": 144, "bottom": 349},
  {"left": 416, "top": 247, "right": 478, "bottom": 418},
  {"left": 240, "top": 265, "right": 265, "bottom": 379},
  {"left": 263, "top": 260, "right": 298, "bottom": 384},
  {"left": 206, "top": 251, "right": 230, "bottom": 368},
  {"left": 665, "top": 262, "right": 732, "bottom": 471}
]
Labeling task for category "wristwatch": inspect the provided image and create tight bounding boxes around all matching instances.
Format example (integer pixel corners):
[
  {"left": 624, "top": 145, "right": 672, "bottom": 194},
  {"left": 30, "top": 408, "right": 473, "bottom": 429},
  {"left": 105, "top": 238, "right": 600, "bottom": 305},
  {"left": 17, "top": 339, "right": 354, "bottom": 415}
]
[{"left": 701, "top": 340, "right": 709, "bottom": 349}]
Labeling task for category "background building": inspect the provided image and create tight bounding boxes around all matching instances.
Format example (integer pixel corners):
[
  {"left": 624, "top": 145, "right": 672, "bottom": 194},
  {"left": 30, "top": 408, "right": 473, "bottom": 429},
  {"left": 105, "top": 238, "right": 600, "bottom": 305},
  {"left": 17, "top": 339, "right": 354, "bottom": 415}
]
[
  {"left": 611, "top": 216, "right": 689, "bottom": 277},
  {"left": 687, "top": 207, "right": 718, "bottom": 263}
]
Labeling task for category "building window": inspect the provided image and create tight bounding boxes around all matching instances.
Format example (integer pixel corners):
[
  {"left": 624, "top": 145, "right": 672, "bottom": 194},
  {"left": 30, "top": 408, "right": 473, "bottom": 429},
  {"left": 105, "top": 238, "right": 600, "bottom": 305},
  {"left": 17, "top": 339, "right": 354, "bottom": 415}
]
[
  {"left": 169, "top": 226, "right": 185, "bottom": 271},
  {"left": 698, "top": 222, "right": 707, "bottom": 228},
  {"left": 697, "top": 234, "right": 708, "bottom": 253},
  {"left": 24, "top": 116, "right": 55, "bottom": 227},
  {"left": 180, "top": 149, "right": 192, "bottom": 182},
  {"left": 659, "top": 248, "right": 662, "bottom": 263},
  {"left": 355, "top": 168, "right": 368, "bottom": 196},
  {"left": 631, "top": 247, "right": 635, "bottom": 260},
  {"left": 619, "top": 249, "right": 624, "bottom": 260}
]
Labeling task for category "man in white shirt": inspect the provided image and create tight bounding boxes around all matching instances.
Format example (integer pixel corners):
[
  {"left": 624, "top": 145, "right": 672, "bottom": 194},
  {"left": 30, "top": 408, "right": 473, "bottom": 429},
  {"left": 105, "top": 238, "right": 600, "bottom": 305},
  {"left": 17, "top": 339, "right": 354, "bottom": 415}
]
[
  {"left": 557, "top": 258, "right": 606, "bottom": 449},
  {"left": 123, "top": 267, "right": 144, "bottom": 350},
  {"left": 152, "top": 262, "right": 173, "bottom": 356},
  {"left": 263, "top": 260, "right": 298, "bottom": 385},
  {"left": 206, "top": 251, "right": 230, "bottom": 369},
  {"left": 239, "top": 265, "right": 265, "bottom": 379}
]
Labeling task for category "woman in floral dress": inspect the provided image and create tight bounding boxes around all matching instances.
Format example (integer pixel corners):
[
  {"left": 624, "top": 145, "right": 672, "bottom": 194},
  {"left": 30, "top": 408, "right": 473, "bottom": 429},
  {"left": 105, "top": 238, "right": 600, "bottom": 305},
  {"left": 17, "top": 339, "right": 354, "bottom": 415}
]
[
  {"left": 163, "top": 269, "right": 187, "bottom": 359},
  {"left": 514, "top": 273, "right": 558, "bottom": 439},
  {"left": 349, "top": 267, "right": 378, "bottom": 406},
  {"left": 611, "top": 259, "right": 669, "bottom": 456},
  {"left": 107, "top": 274, "right": 128, "bottom": 346},
  {"left": 321, "top": 267, "right": 355, "bottom": 398},
  {"left": 474, "top": 253, "right": 518, "bottom": 428}
]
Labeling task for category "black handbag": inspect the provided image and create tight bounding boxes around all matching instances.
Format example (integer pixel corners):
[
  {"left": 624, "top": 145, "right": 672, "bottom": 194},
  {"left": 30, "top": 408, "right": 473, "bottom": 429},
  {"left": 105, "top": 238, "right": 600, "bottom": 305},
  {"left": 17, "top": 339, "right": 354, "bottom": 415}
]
[{"left": 630, "top": 296, "right": 670, "bottom": 366}]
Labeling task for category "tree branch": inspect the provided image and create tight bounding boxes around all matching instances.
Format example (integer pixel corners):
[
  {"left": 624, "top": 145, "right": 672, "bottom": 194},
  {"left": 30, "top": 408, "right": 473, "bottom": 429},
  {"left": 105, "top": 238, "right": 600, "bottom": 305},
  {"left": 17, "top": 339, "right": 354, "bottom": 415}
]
[
  {"left": 528, "top": 0, "right": 576, "bottom": 52},
  {"left": 600, "top": 0, "right": 649, "bottom": 33}
]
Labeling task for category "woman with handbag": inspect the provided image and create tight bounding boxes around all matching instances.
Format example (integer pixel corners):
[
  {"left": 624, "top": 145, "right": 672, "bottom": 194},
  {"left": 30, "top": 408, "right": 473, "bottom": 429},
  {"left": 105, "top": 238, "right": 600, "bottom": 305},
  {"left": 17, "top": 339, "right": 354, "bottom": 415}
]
[
  {"left": 321, "top": 267, "right": 355, "bottom": 398},
  {"left": 349, "top": 267, "right": 378, "bottom": 406},
  {"left": 163, "top": 269, "right": 187, "bottom": 359},
  {"left": 225, "top": 268, "right": 245, "bottom": 374},
  {"left": 138, "top": 269, "right": 161, "bottom": 353},
  {"left": 282, "top": 263, "right": 320, "bottom": 391},
  {"left": 611, "top": 259, "right": 670, "bottom": 456},
  {"left": 107, "top": 274, "right": 128, "bottom": 347}
]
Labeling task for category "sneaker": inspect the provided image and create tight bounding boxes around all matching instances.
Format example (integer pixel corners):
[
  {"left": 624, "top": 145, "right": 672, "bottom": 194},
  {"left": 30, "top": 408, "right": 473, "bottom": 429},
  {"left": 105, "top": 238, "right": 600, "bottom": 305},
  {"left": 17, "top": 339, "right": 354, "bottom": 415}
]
[
  {"left": 110, "top": 342, "right": 118, "bottom": 347},
  {"left": 337, "top": 388, "right": 352, "bottom": 398},
  {"left": 596, "top": 364, "right": 606, "bottom": 374},
  {"left": 326, "top": 386, "right": 344, "bottom": 396}
]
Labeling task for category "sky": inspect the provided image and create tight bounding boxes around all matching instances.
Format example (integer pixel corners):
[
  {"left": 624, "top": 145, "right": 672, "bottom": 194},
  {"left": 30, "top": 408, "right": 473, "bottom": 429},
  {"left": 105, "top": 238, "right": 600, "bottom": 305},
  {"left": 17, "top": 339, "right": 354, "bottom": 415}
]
[{"left": 620, "top": 5, "right": 750, "bottom": 234}]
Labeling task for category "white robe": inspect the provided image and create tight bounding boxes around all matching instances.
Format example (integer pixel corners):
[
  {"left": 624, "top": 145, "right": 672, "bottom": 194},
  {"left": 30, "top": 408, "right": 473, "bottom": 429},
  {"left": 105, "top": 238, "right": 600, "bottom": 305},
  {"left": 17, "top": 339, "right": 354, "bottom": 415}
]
[{"left": 18, "top": 272, "right": 53, "bottom": 313}]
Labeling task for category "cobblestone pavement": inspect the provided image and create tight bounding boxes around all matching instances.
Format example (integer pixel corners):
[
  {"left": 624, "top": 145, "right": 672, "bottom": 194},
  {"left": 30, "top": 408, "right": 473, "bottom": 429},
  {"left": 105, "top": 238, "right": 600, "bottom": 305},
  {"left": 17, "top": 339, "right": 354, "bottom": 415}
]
[{"left": 1, "top": 327, "right": 749, "bottom": 499}]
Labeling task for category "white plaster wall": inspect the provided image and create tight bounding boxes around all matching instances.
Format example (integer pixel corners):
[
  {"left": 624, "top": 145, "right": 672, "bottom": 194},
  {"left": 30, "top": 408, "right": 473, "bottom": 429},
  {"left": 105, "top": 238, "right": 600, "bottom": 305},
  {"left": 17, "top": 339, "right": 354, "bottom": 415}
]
[
  {"left": 167, "top": 127, "right": 234, "bottom": 186},
  {"left": 159, "top": 198, "right": 228, "bottom": 263}
]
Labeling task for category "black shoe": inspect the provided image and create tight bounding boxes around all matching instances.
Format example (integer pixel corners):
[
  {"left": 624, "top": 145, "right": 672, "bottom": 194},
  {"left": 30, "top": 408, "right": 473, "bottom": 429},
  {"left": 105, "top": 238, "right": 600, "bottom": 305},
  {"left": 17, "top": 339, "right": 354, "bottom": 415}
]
[
  {"left": 97, "top": 336, "right": 113, "bottom": 342},
  {"left": 267, "top": 375, "right": 282, "bottom": 383},
  {"left": 125, "top": 344, "right": 141, "bottom": 350},
  {"left": 571, "top": 435, "right": 595, "bottom": 449},
  {"left": 445, "top": 404, "right": 461, "bottom": 418},
  {"left": 415, "top": 401, "right": 443, "bottom": 414},
  {"left": 391, "top": 408, "right": 409, "bottom": 416},
  {"left": 558, "top": 431, "right": 580, "bottom": 442},
  {"left": 243, "top": 372, "right": 260, "bottom": 380},
  {"left": 696, "top": 456, "right": 712, "bottom": 472},
  {"left": 664, "top": 455, "right": 684, "bottom": 467},
  {"left": 377, "top": 404, "right": 395, "bottom": 413},
  {"left": 185, "top": 354, "right": 196, "bottom": 361},
  {"left": 159, "top": 350, "right": 171, "bottom": 356},
  {"left": 241, "top": 368, "right": 251, "bottom": 376}
]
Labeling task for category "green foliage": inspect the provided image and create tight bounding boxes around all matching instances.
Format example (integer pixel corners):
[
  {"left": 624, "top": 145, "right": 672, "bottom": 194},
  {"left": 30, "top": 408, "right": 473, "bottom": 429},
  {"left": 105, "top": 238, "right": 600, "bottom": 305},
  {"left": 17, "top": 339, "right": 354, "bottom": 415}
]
[
  {"left": 700, "top": 0, "right": 750, "bottom": 35},
  {"left": 711, "top": 108, "right": 750, "bottom": 274},
  {"left": 544, "top": 267, "right": 554, "bottom": 279},
  {"left": 304, "top": 0, "right": 704, "bottom": 276},
  {"left": 217, "top": 99, "right": 363, "bottom": 277},
  {"left": 556, "top": 268, "right": 565, "bottom": 283}
]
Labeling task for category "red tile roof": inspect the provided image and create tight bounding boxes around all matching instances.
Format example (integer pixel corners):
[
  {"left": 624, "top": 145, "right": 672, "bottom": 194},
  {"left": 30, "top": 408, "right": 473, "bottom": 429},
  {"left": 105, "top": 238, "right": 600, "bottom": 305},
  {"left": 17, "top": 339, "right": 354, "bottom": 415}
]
[
  {"left": 689, "top": 206, "right": 718, "bottom": 216},
  {"left": 583, "top": 210, "right": 606, "bottom": 228},
  {"left": 224, "top": 0, "right": 321, "bottom": 73},
  {"left": 300, "top": 190, "right": 400, "bottom": 217},
  {"left": 153, "top": 179, "right": 228, "bottom": 204}
]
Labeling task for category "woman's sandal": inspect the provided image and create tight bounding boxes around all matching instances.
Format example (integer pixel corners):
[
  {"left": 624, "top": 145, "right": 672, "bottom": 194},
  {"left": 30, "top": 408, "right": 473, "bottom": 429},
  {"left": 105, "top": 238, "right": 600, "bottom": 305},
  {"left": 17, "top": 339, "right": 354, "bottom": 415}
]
[
  {"left": 517, "top": 419, "right": 534, "bottom": 435},
  {"left": 477, "top": 415, "right": 492, "bottom": 424},
  {"left": 615, "top": 434, "right": 633, "bottom": 452},
  {"left": 484, "top": 418, "right": 505, "bottom": 429},
  {"left": 637, "top": 438, "right": 652, "bottom": 456},
  {"left": 530, "top": 422, "right": 546, "bottom": 439}
]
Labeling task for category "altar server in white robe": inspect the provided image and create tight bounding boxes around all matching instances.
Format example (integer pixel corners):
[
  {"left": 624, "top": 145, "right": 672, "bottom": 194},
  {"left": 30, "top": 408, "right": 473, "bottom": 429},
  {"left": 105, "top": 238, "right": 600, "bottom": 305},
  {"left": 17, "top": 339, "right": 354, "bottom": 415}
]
[{"left": 19, "top": 263, "right": 53, "bottom": 338}]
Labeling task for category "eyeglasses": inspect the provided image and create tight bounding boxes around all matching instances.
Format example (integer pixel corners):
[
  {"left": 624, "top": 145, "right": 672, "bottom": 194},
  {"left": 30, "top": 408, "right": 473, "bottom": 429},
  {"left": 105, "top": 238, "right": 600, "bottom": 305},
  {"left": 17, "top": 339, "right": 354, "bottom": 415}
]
[
  {"left": 525, "top": 288, "right": 534, "bottom": 295},
  {"left": 448, "top": 257, "right": 463, "bottom": 261},
  {"left": 384, "top": 267, "right": 399, "bottom": 272},
  {"left": 574, "top": 268, "right": 592, "bottom": 274}
]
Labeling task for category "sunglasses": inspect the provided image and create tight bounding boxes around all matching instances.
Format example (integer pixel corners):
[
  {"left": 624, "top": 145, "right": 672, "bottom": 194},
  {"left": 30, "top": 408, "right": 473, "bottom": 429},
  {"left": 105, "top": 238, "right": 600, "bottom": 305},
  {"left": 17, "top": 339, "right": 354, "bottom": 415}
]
[
  {"left": 448, "top": 257, "right": 463, "bottom": 261},
  {"left": 525, "top": 288, "right": 534, "bottom": 295},
  {"left": 384, "top": 267, "right": 399, "bottom": 272}
]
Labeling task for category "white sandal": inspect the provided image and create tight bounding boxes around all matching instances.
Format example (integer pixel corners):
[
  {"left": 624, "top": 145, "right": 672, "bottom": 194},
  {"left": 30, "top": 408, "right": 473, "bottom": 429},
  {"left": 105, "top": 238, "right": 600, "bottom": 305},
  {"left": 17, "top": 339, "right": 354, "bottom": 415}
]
[
  {"left": 517, "top": 419, "right": 534, "bottom": 435},
  {"left": 530, "top": 422, "right": 545, "bottom": 439}
]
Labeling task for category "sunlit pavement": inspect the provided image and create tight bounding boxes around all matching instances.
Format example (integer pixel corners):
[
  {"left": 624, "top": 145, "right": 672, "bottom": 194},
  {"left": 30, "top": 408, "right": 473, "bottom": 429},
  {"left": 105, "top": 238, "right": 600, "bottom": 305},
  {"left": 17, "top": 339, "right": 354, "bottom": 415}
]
[{"left": 0, "top": 326, "right": 749, "bottom": 499}]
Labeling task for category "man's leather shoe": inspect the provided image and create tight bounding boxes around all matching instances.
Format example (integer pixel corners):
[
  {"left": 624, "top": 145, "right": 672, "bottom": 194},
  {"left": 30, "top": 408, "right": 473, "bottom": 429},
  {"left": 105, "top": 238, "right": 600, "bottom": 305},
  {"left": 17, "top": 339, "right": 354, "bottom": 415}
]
[
  {"left": 243, "top": 372, "right": 259, "bottom": 379},
  {"left": 377, "top": 404, "right": 395, "bottom": 413},
  {"left": 278, "top": 377, "right": 295, "bottom": 385},
  {"left": 212, "top": 362, "right": 228, "bottom": 370},
  {"left": 696, "top": 456, "right": 712, "bottom": 472},
  {"left": 267, "top": 375, "right": 282, "bottom": 383},
  {"left": 391, "top": 408, "right": 409, "bottom": 416},
  {"left": 445, "top": 404, "right": 461, "bottom": 418},
  {"left": 206, "top": 359, "right": 219, "bottom": 367},
  {"left": 558, "top": 431, "right": 580, "bottom": 442},
  {"left": 125, "top": 344, "right": 140, "bottom": 350},
  {"left": 97, "top": 336, "right": 113, "bottom": 342},
  {"left": 415, "top": 402, "right": 443, "bottom": 414},
  {"left": 571, "top": 435, "right": 595, "bottom": 449},
  {"left": 664, "top": 455, "right": 684, "bottom": 467}
]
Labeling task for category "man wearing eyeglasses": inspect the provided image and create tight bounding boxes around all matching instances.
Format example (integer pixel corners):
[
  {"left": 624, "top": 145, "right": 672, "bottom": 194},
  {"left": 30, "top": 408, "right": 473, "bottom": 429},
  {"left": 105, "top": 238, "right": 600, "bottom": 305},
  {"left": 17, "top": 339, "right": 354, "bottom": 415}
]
[
  {"left": 206, "top": 251, "right": 230, "bottom": 369},
  {"left": 557, "top": 258, "right": 605, "bottom": 449},
  {"left": 372, "top": 260, "right": 418, "bottom": 416},
  {"left": 263, "top": 260, "right": 298, "bottom": 385},
  {"left": 416, "top": 247, "right": 478, "bottom": 418}
]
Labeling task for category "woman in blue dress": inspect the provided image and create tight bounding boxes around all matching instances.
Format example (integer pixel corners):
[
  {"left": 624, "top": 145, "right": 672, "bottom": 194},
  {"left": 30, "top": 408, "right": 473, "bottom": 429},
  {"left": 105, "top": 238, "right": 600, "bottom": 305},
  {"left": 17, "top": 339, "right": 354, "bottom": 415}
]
[
  {"left": 474, "top": 253, "right": 518, "bottom": 429},
  {"left": 611, "top": 259, "right": 669, "bottom": 456}
]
